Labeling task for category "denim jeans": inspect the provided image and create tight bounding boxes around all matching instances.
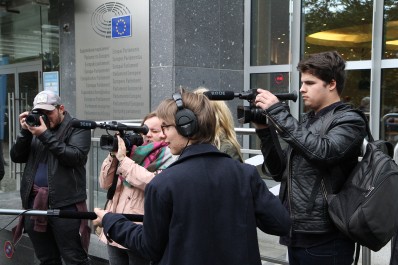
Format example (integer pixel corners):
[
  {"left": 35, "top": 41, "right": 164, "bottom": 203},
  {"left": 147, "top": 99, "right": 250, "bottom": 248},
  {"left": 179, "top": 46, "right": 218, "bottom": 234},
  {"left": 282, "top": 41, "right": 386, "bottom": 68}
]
[
  {"left": 24, "top": 204, "right": 91, "bottom": 265},
  {"left": 288, "top": 238, "right": 355, "bottom": 265},
  {"left": 107, "top": 244, "right": 150, "bottom": 265}
]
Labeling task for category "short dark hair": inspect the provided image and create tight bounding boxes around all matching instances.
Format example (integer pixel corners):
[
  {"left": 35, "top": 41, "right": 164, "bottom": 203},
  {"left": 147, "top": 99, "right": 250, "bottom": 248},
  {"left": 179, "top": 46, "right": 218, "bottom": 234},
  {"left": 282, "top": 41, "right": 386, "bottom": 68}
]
[{"left": 297, "top": 51, "right": 346, "bottom": 95}]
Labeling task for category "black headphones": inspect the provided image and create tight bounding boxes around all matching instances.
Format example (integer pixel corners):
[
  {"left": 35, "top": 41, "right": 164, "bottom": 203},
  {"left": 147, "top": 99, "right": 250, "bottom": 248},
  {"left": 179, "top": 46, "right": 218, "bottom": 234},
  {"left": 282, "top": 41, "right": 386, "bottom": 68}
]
[{"left": 172, "top": 92, "right": 198, "bottom": 137}]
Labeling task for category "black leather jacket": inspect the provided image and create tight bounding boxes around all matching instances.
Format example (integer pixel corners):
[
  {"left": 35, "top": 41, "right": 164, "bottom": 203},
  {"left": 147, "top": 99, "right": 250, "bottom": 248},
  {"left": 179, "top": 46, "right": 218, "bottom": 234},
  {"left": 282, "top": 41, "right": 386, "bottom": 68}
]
[
  {"left": 10, "top": 112, "right": 91, "bottom": 209},
  {"left": 257, "top": 102, "right": 367, "bottom": 233}
]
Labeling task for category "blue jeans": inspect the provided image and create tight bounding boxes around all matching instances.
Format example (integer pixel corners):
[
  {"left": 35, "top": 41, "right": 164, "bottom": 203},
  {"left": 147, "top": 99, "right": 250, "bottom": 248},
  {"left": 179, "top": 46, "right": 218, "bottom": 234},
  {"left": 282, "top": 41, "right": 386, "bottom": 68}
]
[
  {"left": 288, "top": 238, "right": 355, "bottom": 265},
  {"left": 107, "top": 244, "right": 150, "bottom": 265},
  {"left": 24, "top": 204, "right": 91, "bottom": 265}
]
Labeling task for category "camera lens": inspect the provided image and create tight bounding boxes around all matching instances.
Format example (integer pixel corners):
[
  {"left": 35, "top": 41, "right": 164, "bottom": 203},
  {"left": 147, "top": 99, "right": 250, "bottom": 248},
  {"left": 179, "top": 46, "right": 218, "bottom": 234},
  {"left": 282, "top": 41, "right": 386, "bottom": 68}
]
[{"left": 26, "top": 114, "right": 40, "bottom": 126}]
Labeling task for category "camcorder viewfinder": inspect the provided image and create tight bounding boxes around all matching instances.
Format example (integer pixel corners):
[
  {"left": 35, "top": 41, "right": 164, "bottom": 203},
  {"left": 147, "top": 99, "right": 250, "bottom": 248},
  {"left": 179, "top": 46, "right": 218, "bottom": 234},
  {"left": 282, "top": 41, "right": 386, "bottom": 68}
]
[{"left": 25, "top": 109, "right": 49, "bottom": 127}]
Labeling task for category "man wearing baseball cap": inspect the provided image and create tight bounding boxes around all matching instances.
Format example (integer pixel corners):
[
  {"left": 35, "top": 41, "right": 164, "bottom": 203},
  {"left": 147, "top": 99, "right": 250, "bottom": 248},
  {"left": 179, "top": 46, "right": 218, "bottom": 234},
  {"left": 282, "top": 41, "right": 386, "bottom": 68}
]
[{"left": 10, "top": 90, "right": 92, "bottom": 265}]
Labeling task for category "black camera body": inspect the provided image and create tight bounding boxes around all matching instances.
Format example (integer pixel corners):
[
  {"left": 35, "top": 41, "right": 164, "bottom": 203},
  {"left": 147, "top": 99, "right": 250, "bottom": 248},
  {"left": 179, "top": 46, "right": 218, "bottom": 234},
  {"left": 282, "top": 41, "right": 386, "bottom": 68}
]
[
  {"left": 237, "top": 105, "right": 268, "bottom": 124},
  {"left": 236, "top": 89, "right": 297, "bottom": 124},
  {"left": 26, "top": 110, "right": 49, "bottom": 127},
  {"left": 100, "top": 132, "right": 144, "bottom": 152},
  {"left": 97, "top": 121, "right": 147, "bottom": 153}
]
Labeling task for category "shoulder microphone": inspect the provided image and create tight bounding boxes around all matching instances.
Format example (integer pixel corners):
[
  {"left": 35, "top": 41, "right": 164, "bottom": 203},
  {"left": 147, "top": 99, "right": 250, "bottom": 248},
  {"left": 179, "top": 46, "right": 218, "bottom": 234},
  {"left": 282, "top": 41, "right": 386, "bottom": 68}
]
[
  {"left": 203, "top": 91, "right": 237, "bottom": 100},
  {"left": 204, "top": 89, "right": 298, "bottom": 102},
  {"left": 70, "top": 119, "right": 149, "bottom": 135},
  {"left": 70, "top": 120, "right": 99, "bottom": 129}
]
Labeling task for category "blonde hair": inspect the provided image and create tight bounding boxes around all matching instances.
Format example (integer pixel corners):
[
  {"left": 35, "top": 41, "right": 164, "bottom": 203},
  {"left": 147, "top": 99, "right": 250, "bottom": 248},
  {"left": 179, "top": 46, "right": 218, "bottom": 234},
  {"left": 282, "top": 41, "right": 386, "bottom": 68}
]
[
  {"left": 141, "top": 111, "right": 157, "bottom": 126},
  {"left": 194, "top": 87, "right": 243, "bottom": 160}
]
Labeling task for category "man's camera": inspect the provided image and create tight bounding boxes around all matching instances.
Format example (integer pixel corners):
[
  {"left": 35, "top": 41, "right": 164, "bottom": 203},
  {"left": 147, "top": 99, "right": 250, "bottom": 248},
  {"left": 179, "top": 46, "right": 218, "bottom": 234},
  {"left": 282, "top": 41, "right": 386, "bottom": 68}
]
[
  {"left": 26, "top": 110, "right": 49, "bottom": 127},
  {"left": 236, "top": 89, "right": 297, "bottom": 124},
  {"left": 204, "top": 89, "right": 297, "bottom": 124}
]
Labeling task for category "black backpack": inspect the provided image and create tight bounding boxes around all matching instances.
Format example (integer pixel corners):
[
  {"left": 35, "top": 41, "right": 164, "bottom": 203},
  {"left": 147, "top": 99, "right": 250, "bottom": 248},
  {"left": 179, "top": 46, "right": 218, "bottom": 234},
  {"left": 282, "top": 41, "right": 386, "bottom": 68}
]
[{"left": 319, "top": 109, "right": 398, "bottom": 255}]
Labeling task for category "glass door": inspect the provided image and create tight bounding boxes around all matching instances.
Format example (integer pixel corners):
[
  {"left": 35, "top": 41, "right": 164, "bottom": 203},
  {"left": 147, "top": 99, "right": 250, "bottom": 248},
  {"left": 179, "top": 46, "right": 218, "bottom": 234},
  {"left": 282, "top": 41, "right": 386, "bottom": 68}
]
[
  {"left": 0, "top": 71, "right": 15, "bottom": 192},
  {"left": 0, "top": 60, "right": 41, "bottom": 192}
]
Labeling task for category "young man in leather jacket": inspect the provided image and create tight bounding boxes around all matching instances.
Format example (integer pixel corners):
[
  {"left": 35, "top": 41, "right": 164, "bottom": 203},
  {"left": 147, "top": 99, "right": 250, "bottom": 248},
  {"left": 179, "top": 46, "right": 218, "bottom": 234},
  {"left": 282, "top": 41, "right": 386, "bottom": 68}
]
[
  {"left": 254, "top": 51, "right": 367, "bottom": 265},
  {"left": 10, "top": 90, "right": 92, "bottom": 265}
]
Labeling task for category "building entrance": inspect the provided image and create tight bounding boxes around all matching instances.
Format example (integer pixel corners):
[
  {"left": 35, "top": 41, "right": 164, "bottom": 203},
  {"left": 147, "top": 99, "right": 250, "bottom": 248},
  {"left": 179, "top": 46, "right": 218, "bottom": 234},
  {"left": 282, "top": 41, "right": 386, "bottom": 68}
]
[{"left": 0, "top": 60, "right": 41, "bottom": 192}]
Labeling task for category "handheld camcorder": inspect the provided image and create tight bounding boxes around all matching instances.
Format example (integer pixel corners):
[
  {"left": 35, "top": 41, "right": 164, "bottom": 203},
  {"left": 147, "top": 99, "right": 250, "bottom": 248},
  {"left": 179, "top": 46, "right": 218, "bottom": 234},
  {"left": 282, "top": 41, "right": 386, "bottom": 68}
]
[
  {"left": 26, "top": 109, "right": 49, "bottom": 127},
  {"left": 70, "top": 120, "right": 149, "bottom": 153},
  {"left": 204, "top": 89, "right": 297, "bottom": 124}
]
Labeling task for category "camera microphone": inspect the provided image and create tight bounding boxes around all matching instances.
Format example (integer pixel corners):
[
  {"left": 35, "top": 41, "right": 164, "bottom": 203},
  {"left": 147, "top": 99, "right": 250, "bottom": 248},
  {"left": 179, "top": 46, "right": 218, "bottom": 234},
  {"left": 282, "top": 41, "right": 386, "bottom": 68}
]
[
  {"left": 70, "top": 120, "right": 149, "bottom": 135},
  {"left": 203, "top": 91, "right": 237, "bottom": 100},
  {"left": 70, "top": 120, "right": 99, "bottom": 129},
  {"left": 205, "top": 89, "right": 298, "bottom": 102}
]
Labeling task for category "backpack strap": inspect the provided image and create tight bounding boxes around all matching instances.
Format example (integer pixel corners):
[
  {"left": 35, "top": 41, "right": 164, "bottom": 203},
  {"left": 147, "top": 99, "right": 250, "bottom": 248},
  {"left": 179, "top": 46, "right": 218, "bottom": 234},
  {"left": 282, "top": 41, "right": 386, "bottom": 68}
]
[{"left": 313, "top": 108, "right": 370, "bottom": 265}]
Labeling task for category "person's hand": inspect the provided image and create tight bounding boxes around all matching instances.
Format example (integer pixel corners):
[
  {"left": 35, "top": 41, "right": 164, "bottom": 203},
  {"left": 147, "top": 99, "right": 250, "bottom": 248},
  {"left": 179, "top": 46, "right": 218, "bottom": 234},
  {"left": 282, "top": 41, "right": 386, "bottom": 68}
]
[
  {"left": 19, "top": 112, "right": 29, "bottom": 130},
  {"left": 255, "top": 88, "right": 279, "bottom": 110},
  {"left": 93, "top": 207, "right": 109, "bottom": 227},
  {"left": 115, "top": 135, "right": 127, "bottom": 162},
  {"left": 27, "top": 116, "right": 48, "bottom": 136}
]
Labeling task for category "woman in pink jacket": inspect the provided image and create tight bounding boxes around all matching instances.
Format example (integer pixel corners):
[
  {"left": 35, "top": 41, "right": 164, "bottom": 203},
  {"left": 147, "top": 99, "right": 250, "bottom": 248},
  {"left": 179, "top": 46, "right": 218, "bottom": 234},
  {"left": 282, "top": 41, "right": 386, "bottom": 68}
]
[{"left": 98, "top": 112, "right": 174, "bottom": 265}]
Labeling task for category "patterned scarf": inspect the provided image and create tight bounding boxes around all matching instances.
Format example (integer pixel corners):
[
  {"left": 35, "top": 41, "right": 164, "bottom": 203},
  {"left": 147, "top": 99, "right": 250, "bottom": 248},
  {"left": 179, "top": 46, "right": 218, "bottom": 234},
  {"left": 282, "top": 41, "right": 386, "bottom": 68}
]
[{"left": 116, "top": 142, "right": 172, "bottom": 189}]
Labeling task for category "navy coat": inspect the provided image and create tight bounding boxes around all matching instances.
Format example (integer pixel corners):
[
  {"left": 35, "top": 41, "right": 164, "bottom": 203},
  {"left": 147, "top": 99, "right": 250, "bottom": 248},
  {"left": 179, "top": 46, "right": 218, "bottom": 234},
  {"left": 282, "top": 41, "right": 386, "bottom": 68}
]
[{"left": 102, "top": 143, "right": 291, "bottom": 265}]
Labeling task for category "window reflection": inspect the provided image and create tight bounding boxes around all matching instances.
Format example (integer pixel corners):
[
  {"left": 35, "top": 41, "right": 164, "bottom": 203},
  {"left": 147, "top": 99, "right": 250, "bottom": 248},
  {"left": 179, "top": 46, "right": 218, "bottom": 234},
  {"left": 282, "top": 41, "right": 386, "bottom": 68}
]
[
  {"left": 250, "top": 72, "right": 290, "bottom": 93},
  {"left": 343, "top": 69, "right": 371, "bottom": 109},
  {"left": 383, "top": 1, "right": 398, "bottom": 59},
  {"left": 381, "top": 69, "right": 398, "bottom": 145},
  {"left": 250, "top": 0, "right": 290, "bottom": 66},
  {"left": 303, "top": 0, "right": 373, "bottom": 60},
  {"left": 0, "top": 3, "right": 59, "bottom": 69}
]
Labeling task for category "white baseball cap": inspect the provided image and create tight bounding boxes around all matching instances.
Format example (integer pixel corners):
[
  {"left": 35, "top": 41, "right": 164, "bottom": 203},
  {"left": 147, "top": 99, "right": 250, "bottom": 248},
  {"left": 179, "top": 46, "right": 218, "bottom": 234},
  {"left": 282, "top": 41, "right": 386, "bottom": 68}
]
[{"left": 33, "top": 91, "right": 62, "bottom": 111}]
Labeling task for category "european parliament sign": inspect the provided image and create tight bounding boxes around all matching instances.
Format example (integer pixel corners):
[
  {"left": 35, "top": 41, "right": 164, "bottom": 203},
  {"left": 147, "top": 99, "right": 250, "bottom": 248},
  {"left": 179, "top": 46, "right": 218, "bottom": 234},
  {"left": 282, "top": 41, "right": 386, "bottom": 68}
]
[{"left": 74, "top": 1, "right": 149, "bottom": 121}]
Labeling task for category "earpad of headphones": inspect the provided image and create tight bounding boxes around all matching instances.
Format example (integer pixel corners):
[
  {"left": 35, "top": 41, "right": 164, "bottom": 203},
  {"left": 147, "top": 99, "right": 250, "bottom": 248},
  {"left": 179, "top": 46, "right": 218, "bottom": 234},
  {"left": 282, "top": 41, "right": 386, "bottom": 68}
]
[{"left": 175, "top": 108, "right": 198, "bottom": 137}]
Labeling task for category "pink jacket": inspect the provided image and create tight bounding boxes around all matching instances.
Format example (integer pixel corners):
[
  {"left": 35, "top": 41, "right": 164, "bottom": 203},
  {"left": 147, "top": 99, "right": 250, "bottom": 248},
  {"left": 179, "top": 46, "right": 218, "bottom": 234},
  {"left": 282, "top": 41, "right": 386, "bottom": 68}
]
[{"left": 98, "top": 148, "right": 174, "bottom": 247}]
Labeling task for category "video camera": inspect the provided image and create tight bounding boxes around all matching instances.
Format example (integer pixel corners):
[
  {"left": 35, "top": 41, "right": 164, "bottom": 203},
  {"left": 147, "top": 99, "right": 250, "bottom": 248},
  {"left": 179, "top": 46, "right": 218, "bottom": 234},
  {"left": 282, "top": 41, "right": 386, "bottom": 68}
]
[
  {"left": 70, "top": 120, "right": 148, "bottom": 152},
  {"left": 204, "top": 89, "right": 297, "bottom": 124},
  {"left": 26, "top": 109, "right": 49, "bottom": 127}
]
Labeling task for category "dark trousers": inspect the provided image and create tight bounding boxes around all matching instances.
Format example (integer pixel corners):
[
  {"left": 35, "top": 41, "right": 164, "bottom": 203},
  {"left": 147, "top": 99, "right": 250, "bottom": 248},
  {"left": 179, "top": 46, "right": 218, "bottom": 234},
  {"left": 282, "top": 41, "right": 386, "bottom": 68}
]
[
  {"left": 24, "top": 205, "right": 91, "bottom": 265},
  {"left": 288, "top": 238, "right": 355, "bottom": 265},
  {"left": 107, "top": 244, "right": 150, "bottom": 265}
]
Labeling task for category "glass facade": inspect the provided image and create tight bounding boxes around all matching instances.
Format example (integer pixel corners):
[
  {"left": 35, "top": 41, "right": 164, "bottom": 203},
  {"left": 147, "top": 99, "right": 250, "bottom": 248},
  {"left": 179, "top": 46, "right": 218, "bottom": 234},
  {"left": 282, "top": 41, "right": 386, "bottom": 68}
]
[
  {"left": 251, "top": 0, "right": 290, "bottom": 65},
  {"left": 383, "top": 1, "right": 398, "bottom": 59},
  {"left": 303, "top": 0, "right": 373, "bottom": 60},
  {"left": 247, "top": 0, "right": 398, "bottom": 147},
  {"left": 0, "top": 1, "right": 59, "bottom": 69}
]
